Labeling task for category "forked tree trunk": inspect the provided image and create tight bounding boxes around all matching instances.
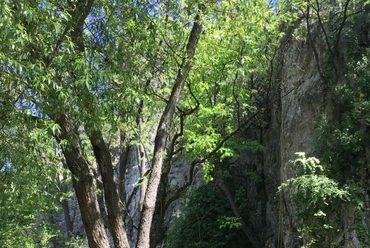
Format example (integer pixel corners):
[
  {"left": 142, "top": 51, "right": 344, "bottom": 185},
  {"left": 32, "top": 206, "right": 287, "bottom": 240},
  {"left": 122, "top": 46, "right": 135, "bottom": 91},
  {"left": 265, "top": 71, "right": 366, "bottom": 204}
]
[
  {"left": 89, "top": 130, "right": 130, "bottom": 248},
  {"left": 54, "top": 113, "right": 110, "bottom": 248},
  {"left": 136, "top": 13, "right": 203, "bottom": 248}
]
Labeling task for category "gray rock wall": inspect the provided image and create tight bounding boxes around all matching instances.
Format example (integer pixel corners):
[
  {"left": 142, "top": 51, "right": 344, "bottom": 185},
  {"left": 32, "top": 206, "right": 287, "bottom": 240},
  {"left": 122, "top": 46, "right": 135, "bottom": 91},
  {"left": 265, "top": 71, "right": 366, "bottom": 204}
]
[{"left": 254, "top": 31, "right": 364, "bottom": 247}]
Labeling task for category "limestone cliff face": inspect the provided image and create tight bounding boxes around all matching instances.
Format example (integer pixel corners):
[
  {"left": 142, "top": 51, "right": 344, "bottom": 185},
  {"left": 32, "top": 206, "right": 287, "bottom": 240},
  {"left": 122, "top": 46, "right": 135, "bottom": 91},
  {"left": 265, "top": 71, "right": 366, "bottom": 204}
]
[
  {"left": 241, "top": 36, "right": 325, "bottom": 247},
  {"left": 248, "top": 12, "right": 370, "bottom": 247},
  {"left": 275, "top": 39, "right": 324, "bottom": 248}
]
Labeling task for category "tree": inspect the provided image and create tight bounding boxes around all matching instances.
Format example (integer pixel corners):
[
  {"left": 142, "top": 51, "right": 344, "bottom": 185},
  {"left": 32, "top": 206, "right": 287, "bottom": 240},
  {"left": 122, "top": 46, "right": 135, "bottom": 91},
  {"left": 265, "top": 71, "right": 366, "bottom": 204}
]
[{"left": 0, "top": 0, "right": 285, "bottom": 247}]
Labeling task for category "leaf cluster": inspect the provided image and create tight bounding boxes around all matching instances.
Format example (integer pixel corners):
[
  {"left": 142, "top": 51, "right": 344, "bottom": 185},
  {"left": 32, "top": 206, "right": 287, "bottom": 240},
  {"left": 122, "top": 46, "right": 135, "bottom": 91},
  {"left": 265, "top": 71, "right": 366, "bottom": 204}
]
[{"left": 280, "top": 153, "right": 349, "bottom": 215}]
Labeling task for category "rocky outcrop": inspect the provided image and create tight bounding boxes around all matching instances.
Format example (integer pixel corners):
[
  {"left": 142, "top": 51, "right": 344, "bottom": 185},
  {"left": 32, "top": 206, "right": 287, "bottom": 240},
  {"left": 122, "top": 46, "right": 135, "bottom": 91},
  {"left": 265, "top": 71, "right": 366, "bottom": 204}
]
[
  {"left": 245, "top": 8, "right": 370, "bottom": 247},
  {"left": 237, "top": 36, "right": 324, "bottom": 247}
]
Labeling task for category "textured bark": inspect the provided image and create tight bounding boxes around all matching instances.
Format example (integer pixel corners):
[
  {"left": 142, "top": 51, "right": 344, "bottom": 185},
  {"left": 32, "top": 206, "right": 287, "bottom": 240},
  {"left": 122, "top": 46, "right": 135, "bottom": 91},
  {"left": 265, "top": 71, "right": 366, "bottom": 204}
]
[
  {"left": 61, "top": 199, "right": 73, "bottom": 237},
  {"left": 54, "top": 113, "right": 109, "bottom": 248},
  {"left": 138, "top": 144, "right": 147, "bottom": 212},
  {"left": 119, "top": 134, "right": 131, "bottom": 205},
  {"left": 136, "top": 13, "right": 203, "bottom": 248},
  {"left": 89, "top": 130, "right": 130, "bottom": 248}
]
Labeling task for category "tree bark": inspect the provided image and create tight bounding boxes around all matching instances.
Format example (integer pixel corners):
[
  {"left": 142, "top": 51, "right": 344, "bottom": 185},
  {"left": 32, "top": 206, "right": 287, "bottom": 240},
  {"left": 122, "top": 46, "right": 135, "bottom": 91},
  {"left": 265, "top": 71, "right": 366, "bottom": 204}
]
[
  {"left": 136, "top": 13, "right": 203, "bottom": 248},
  {"left": 89, "top": 130, "right": 130, "bottom": 248},
  {"left": 119, "top": 134, "right": 131, "bottom": 205},
  {"left": 54, "top": 113, "right": 110, "bottom": 248},
  {"left": 138, "top": 143, "right": 148, "bottom": 212},
  {"left": 61, "top": 199, "right": 73, "bottom": 237}
]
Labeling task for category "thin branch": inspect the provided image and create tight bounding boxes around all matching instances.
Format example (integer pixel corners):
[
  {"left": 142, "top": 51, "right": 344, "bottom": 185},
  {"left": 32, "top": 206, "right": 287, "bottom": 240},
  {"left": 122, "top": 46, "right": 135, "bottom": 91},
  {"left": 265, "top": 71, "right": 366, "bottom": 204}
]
[
  {"left": 164, "top": 109, "right": 262, "bottom": 210},
  {"left": 334, "top": 0, "right": 351, "bottom": 50},
  {"left": 306, "top": 3, "right": 328, "bottom": 82},
  {"left": 163, "top": 74, "right": 303, "bottom": 210},
  {"left": 313, "top": 0, "right": 333, "bottom": 55}
]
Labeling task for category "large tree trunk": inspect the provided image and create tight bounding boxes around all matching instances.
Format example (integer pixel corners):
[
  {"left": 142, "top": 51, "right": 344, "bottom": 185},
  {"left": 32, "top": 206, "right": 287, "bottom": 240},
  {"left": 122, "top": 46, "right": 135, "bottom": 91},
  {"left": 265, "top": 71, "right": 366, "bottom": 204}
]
[
  {"left": 51, "top": 2, "right": 110, "bottom": 245},
  {"left": 72, "top": 174, "right": 109, "bottom": 248},
  {"left": 54, "top": 113, "right": 110, "bottom": 248},
  {"left": 89, "top": 130, "right": 130, "bottom": 248},
  {"left": 136, "top": 13, "right": 203, "bottom": 248}
]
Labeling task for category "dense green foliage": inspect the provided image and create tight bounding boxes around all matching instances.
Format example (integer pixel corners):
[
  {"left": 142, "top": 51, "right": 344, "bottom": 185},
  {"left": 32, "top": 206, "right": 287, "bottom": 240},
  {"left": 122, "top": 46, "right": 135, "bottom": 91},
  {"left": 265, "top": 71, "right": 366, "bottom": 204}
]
[
  {"left": 317, "top": 49, "right": 370, "bottom": 182},
  {"left": 0, "top": 0, "right": 287, "bottom": 246},
  {"left": 167, "top": 185, "right": 245, "bottom": 248},
  {"left": 0, "top": 105, "right": 62, "bottom": 246},
  {"left": 5, "top": 0, "right": 370, "bottom": 246}
]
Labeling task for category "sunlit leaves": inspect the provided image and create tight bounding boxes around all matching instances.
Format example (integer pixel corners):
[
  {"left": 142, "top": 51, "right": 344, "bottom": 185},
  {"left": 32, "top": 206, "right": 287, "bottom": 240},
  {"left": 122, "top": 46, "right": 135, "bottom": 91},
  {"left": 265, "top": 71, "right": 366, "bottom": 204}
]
[
  {"left": 0, "top": 0, "right": 295, "bottom": 245},
  {"left": 179, "top": 0, "right": 280, "bottom": 169},
  {"left": 218, "top": 216, "right": 242, "bottom": 229},
  {"left": 0, "top": 124, "right": 62, "bottom": 247}
]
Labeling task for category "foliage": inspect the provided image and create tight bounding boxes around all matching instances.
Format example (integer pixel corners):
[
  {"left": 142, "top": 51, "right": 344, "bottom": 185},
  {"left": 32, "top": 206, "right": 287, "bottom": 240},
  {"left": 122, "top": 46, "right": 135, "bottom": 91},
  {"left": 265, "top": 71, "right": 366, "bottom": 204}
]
[
  {"left": 0, "top": 0, "right": 293, "bottom": 246},
  {"left": 314, "top": 50, "right": 370, "bottom": 246},
  {"left": 317, "top": 49, "right": 370, "bottom": 179},
  {"left": 167, "top": 185, "right": 245, "bottom": 248},
  {"left": 279, "top": 153, "right": 350, "bottom": 246},
  {"left": 218, "top": 216, "right": 242, "bottom": 229},
  {"left": 63, "top": 235, "right": 89, "bottom": 248},
  {"left": 0, "top": 112, "right": 62, "bottom": 246},
  {"left": 181, "top": 0, "right": 284, "bottom": 166}
]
